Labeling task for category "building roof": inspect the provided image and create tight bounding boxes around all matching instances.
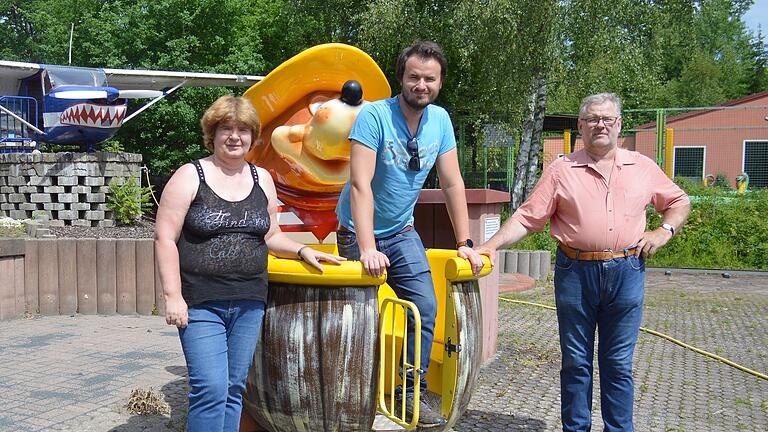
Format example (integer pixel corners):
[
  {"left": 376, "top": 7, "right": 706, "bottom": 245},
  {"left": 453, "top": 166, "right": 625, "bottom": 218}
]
[
  {"left": 634, "top": 90, "right": 768, "bottom": 129},
  {"left": 543, "top": 113, "right": 579, "bottom": 131}
]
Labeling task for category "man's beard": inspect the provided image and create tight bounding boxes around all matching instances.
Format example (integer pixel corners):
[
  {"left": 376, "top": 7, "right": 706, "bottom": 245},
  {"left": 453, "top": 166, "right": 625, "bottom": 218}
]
[{"left": 401, "top": 91, "right": 434, "bottom": 111}]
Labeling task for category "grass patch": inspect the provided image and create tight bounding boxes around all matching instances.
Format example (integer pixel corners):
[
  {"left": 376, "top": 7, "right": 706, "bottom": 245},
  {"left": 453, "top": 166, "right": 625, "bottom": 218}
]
[{"left": 126, "top": 387, "right": 171, "bottom": 416}]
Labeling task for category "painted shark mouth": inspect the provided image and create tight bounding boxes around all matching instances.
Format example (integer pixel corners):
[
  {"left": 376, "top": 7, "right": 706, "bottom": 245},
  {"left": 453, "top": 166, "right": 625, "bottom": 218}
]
[{"left": 59, "top": 103, "right": 127, "bottom": 128}]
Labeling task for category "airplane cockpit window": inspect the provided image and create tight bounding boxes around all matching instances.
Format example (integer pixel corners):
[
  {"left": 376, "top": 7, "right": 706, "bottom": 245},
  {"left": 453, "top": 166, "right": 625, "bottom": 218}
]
[{"left": 44, "top": 66, "right": 106, "bottom": 93}]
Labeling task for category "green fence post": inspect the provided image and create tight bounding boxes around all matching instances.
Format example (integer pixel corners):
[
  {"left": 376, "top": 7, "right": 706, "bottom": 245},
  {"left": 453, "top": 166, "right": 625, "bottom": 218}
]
[{"left": 655, "top": 109, "right": 666, "bottom": 166}]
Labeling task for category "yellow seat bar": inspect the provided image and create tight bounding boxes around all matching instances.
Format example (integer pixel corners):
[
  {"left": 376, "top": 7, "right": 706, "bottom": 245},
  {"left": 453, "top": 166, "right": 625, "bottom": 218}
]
[{"left": 378, "top": 297, "right": 421, "bottom": 429}]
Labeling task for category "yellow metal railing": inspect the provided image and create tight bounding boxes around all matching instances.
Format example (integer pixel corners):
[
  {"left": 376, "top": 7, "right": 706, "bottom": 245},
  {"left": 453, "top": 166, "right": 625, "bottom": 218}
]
[
  {"left": 665, "top": 127, "right": 674, "bottom": 178},
  {"left": 378, "top": 297, "right": 422, "bottom": 430}
]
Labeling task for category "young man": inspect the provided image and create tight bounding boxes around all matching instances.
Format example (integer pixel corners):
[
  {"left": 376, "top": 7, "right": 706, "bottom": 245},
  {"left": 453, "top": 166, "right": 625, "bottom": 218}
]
[
  {"left": 477, "top": 93, "right": 691, "bottom": 431},
  {"left": 335, "top": 40, "right": 484, "bottom": 427}
]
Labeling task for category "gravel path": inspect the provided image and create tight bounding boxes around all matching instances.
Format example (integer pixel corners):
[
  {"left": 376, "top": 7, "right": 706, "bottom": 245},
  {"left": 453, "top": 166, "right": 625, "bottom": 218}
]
[{"left": 48, "top": 219, "right": 155, "bottom": 239}]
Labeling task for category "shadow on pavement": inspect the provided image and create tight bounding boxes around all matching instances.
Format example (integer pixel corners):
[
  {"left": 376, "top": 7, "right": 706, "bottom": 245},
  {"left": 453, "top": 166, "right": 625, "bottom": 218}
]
[{"left": 454, "top": 409, "right": 548, "bottom": 431}]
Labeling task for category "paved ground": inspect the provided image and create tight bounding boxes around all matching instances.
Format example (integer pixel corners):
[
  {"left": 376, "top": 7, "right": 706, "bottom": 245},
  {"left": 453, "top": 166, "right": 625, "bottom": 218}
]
[{"left": 0, "top": 271, "right": 766, "bottom": 431}]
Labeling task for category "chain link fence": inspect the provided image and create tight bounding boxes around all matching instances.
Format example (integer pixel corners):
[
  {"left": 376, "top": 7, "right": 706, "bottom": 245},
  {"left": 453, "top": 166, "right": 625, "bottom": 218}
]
[{"left": 455, "top": 117, "right": 516, "bottom": 192}]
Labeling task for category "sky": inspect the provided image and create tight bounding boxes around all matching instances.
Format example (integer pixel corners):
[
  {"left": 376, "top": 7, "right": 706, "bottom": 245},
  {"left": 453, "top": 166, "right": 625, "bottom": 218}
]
[{"left": 743, "top": 0, "right": 767, "bottom": 41}]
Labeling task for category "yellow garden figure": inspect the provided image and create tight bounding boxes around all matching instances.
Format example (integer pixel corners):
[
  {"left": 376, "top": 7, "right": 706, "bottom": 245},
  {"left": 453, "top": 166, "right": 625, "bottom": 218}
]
[{"left": 737, "top": 172, "right": 749, "bottom": 194}]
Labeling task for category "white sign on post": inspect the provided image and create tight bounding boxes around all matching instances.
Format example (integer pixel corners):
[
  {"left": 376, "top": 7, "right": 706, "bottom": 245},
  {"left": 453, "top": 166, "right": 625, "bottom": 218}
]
[{"left": 483, "top": 216, "right": 501, "bottom": 242}]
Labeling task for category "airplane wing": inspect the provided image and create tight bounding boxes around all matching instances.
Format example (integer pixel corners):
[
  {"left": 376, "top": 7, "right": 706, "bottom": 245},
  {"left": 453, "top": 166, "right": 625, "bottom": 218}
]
[
  {"left": 101, "top": 67, "right": 264, "bottom": 90},
  {"left": 0, "top": 60, "right": 264, "bottom": 95},
  {"left": 0, "top": 61, "right": 42, "bottom": 95}
]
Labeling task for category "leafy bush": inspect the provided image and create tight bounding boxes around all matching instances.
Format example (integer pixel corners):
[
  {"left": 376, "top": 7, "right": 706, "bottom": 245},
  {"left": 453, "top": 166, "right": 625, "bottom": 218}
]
[
  {"left": 0, "top": 218, "right": 27, "bottom": 238},
  {"left": 100, "top": 140, "right": 125, "bottom": 153},
  {"left": 512, "top": 226, "right": 558, "bottom": 253},
  {"left": 106, "top": 176, "right": 154, "bottom": 225},
  {"left": 713, "top": 172, "right": 731, "bottom": 189},
  {"left": 650, "top": 189, "right": 768, "bottom": 270}
]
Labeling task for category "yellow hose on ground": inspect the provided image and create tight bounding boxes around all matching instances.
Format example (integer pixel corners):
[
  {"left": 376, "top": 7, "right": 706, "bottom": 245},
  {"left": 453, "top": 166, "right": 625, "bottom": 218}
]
[
  {"left": 142, "top": 165, "right": 160, "bottom": 207},
  {"left": 499, "top": 297, "right": 768, "bottom": 382}
]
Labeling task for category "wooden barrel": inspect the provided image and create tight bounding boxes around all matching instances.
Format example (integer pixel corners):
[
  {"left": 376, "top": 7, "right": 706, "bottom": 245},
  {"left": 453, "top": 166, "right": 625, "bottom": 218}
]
[
  {"left": 242, "top": 252, "right": 491, "bottom": 431},
  {"left": 243, "top": 257, "right": 383, "bottom": 432}
]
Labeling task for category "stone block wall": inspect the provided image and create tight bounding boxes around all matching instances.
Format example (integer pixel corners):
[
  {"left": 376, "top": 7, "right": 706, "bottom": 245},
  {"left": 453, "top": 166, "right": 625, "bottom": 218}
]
[
  {"left": 0, "top": 152, "right": 142, "bottom": 227},
  {"left": 496, "top": 249, "right": 552, "bottom": 280}
]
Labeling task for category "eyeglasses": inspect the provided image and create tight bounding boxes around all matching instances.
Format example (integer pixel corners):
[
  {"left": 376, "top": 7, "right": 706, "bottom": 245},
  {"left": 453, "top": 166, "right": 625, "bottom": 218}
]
[
  {"left": 581, "top": 116, "right": 620, "bottom": 127},
  {"left": 406, "top": 137, "right": 420, "bottom": 171}
]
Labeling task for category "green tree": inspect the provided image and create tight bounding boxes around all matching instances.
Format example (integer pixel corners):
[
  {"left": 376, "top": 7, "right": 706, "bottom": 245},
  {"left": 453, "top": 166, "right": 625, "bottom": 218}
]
[{"left": 2, "top": 0, "right": 765, "bottom": 180}]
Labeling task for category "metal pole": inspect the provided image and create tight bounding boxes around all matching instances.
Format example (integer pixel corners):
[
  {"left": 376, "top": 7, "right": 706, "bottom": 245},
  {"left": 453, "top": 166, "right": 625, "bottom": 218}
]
[
  {"left": 122, "top": 80, "right": 187, "bottom": 124},
  {"left": 655, "top": 109, "right": 665, "bottom": 166},
  {"left": 483, "top": 142, "right": 488, "bottom": 188}
]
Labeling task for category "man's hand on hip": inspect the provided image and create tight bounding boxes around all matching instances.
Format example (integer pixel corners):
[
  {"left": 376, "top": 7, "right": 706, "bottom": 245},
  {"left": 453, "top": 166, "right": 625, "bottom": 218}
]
[
  {"left": 458, "top": 245, "right": 486, "bottom": 276},
  {"left": 360, "top": 248, "right": 390, "bottom": 278},
  {"left": 636, "top": 227, "right": 674, "bottom": 258}
]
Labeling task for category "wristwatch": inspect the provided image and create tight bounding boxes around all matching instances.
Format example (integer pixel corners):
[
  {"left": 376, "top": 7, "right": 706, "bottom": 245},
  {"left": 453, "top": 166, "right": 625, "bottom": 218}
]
[
  {"left": 456, "top": 239, "right": 474, "bottom": 248},
  {"left": 661, "top": 223, "right": 675, "bottom": 236}
]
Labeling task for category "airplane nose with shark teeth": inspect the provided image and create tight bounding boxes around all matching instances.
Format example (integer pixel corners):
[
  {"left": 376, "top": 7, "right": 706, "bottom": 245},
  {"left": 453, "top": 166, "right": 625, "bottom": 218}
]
[
  {"left": 60, "top": 103, "right": 127, "bottom": 128},
  {"left": 1, "top": 59, "right": 264, "bottom": 150}
]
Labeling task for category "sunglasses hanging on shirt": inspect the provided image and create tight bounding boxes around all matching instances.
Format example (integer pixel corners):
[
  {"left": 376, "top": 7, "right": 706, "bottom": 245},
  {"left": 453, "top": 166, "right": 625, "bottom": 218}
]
[{"left": 406, "top": 137, "right": 420, "bottom": 171}]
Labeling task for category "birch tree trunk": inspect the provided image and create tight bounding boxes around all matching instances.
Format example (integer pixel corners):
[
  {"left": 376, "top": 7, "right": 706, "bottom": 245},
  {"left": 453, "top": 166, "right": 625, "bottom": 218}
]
[
  {"left": 510, "top": 84, "right": 536, "bottom": 210},
  {"left": 511, "top": 71, "right": 548, "bottom": 210},
  {"left": 525, "top": 71, "right": 548, "bottom": 197}
]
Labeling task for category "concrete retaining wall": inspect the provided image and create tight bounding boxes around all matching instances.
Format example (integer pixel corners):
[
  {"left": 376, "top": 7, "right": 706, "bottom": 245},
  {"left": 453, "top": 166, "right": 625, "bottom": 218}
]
[
  {"left": 496, "top": 249, "right": 552, "bottom": 280},
  {"left": 0, "top": 152, "right": 142, "bottom": 227},
  {"left": 0, "top": 238, "right": 163, "bottom": 320}
]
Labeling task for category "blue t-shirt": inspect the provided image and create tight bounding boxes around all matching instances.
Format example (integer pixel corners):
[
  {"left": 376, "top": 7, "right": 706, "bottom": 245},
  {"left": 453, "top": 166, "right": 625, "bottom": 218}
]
[{"left": 336, "top": 96, "right": 456, "bottom": 238}]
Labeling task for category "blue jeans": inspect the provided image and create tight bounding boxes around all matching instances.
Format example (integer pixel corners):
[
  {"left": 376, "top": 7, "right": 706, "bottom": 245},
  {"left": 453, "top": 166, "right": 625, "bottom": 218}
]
[
  {"left": 178, "top": 300, "right": 265, "bottom": 432},
  {"left": 336, "top": 228, "right": 436, "bottom": 395},
  {"left": 554, "top": 249, "right": 645, "bottom": 432}
]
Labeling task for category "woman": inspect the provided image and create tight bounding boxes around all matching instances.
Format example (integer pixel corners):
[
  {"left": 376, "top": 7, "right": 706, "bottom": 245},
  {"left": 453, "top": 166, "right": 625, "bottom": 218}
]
[{"left": 155, "top": 95, "right": 343, "bottom": 431}]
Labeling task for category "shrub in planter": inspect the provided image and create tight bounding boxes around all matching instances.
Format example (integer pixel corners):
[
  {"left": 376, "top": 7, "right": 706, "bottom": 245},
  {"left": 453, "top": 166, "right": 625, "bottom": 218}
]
[{"left": 107, "top": 176, "right": 154, "bottom": 225}]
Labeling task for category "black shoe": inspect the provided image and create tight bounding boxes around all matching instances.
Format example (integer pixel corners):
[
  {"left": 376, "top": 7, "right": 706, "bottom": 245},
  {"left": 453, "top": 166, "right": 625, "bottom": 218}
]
[{"left": 401, "top": 393, "right": 447, "bottom": 428}]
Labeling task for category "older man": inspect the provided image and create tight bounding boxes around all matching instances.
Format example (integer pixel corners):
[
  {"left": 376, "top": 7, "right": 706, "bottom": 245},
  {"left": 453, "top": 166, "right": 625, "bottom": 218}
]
[{"left": 478, "top": 93, "right": 690, "bottom": 431}]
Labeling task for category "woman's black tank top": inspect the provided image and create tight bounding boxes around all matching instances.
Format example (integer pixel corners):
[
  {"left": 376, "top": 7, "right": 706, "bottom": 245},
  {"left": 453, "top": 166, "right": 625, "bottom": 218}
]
[{"left": 177, "top": 160, "right": 270, "bottom": 306}]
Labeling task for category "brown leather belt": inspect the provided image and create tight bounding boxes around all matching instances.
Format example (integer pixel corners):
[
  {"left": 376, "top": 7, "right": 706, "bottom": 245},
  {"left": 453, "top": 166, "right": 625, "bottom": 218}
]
[
  {"left": 337, "top": 225, "right": 414, "bottom": 236},
  {"left": 559, "top": 243, "right": 638, "bottom": 261}
]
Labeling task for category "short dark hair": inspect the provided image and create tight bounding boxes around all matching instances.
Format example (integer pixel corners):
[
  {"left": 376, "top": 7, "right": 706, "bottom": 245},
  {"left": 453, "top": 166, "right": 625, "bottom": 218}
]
[{"left": 395, "top": 40, "right": 447, "bottom": 83}]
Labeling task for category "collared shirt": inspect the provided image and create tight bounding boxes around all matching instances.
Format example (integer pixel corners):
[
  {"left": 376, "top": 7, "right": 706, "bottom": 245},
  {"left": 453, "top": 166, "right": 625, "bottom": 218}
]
[{"left": 512, "top": 148, "right": 690, "bottom": 251}]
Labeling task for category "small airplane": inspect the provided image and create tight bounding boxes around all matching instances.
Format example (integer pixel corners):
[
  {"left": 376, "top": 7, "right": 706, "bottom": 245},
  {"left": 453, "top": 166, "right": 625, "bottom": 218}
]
[{"left": 0, "top": 60, "right": 264, "bottom": 151}]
